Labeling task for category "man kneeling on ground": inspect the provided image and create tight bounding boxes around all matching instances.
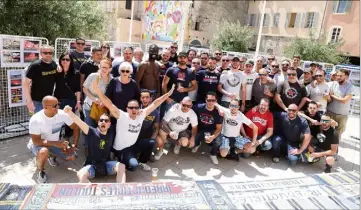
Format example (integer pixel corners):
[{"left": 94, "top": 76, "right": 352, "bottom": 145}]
[
  {"left": 63, "top": 106, "right": 126, "bottom": 183},
  {"left": 27, "top": 96, "right": 79, "bottom": 183}
]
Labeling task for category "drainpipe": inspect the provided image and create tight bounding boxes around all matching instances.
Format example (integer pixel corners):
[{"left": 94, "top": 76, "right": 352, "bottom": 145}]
[{"left": 319, "top": 1, "right": 328, "bottom": 38}]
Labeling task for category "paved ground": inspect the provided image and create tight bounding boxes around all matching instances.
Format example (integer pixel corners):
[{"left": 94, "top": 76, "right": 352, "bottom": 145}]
[{"left": 0, "top": 117, "right": 359, "bottom": 185}]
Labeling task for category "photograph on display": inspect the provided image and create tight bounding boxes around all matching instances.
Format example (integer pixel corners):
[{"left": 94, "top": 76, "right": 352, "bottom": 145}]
[
  {"left": 2, "top": 51, "right": 21, "bottom": 64},
  {"left": 112, "top": 43, "right": 123, "bottom": 58},
  {"left": 69, "top": 41, "right": 92, "bottom": 56},
  {"left": 7, "top": 69, "right": 25, "bottom": 107},
  {"left": 24, "top": 40, "right": 40, "bottom": 51},
  {"left": 23, "top": 52, "right": 39, "bottom": 63},
  {"left": 2, "top": 38, "right": 20, "bottom": 50}
]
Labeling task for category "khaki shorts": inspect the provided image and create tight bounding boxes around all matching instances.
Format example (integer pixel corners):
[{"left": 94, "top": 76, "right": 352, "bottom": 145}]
[{"left": 326, "top": 111, "right": 348, "bottom": 135}]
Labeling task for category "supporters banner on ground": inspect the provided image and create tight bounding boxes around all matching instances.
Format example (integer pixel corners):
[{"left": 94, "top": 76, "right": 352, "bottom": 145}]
[{"left": 142, "top": 0, "right": 184, "bottom": 42}]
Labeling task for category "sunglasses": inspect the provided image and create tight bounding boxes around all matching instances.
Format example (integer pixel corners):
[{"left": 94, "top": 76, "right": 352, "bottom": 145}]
[
  {"left": 258, "top": 74, "right": 267, "bottom": 76},
  {"left": 127, "top": 106, "right": 139, "bottom": 110},
  {"left": 287, "top": 109, "right": 297, "bottom": 113},
  {"left": 206, "top": 99, "right": 216, "bottom": 103},
  {"left": 99, "top": 119, "right": 110, "bottom": 123},
  {"left": 61, "top": 58, "right": 70, "bottom": 62},
  {"left": 222, "top": 59, "right": 229, "bottom": 62},
  {"left": 287, "top": 73, "right": 297, "bottom": 76},
  {"left": 229, "top": 104, "right": 239, "bottom": 108},
  {"left": 41, "top": 52, "right": 53, "bottom": 55},
  {"left": 102, "top": 46, "right": 110, "bottom": 49},
  {"left": 268, "top": 58, "right": 275, "bottom": 61},
  {"left": 315, "top": 75, "right": 323, "bottom": 77},
  {"left": 272, "top": 65, "right": 279, "bottom": 68},
  {"left": 77, "top": 42, "right": 85, "bottom": 45},
  {"left": 121, "top": 70, "right": 130, "bottom": 73},
  {"left": 215, "top": 53, "right": 222, "bottom": 55},
  {"left": 181, "top": 103, "right": 192, "bottom": 109},
  {"left": 321, "top": 119, "right": 330, "bottom": 123},
  {"left": 282, "top": 64, "right": 289, "bottom": 66},
  {"left": 170, "top": 46, "right": 178, "bottom": 49},
  {"left": 45, "top": 103, "right": 59, "bottom": 108},
  {"left": 192, "top": 62, "right": 200, "bottom": 65}
]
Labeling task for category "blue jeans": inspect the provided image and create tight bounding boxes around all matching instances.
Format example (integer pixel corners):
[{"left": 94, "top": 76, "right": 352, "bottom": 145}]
[
  {"left": 195, "top": 131, "right": 222, "bottom": 156},
  {"left": 113, "top": 138, "right": 155, "bottom": 171},
  {"left": 33, "top": 101, "right": 43, "bottom": 113},
  {"left": 59, "top": 99, "right": 76, "bottom": 138},
  {"left": 83, "top": 103, "right": 97, "bottom": 148},
  {"left": 272, "top": 135, "right": 307, "bottom": 165},
  {"left": 79, "top": 161, "right": 118, "bottom": 179}
]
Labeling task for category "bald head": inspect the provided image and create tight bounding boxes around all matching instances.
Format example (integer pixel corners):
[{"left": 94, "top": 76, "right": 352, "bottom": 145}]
[
  {"left": 259, "top": 68, "right": 268, "bottom": 75},
  {"left": 182, "top": 96, "right": 192, "bottom": 103},
  {"left": 42, "top": 96, "right": 58, "bottom": 105},
  {"left": 288, "top": 104, "right": 298, "bottom": 110}
]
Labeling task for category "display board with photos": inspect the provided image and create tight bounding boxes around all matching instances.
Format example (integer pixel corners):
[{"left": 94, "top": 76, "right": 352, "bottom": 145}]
[
  {"left": 0, "top": 38, "right": 41, "bottom": 67},
  {"left": 68, "top": 41, "right": 92, "bottom": 57},
  {"left": 7, "top": 69, "right": 26, "bottom": 107}
]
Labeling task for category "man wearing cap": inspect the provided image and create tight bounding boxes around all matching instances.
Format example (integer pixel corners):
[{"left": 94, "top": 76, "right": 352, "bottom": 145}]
[
  {"left": 218, "top": 56, "right": 246, "bottom": 110},
  {"left": 299, "top": 68, "right": 313, "bottom": 87},
  {"left": 162, "top": 51, "right": 197, "bottom": 112},
  {"left": 241, "top": 60, "right": 259, "bottom": 112}
]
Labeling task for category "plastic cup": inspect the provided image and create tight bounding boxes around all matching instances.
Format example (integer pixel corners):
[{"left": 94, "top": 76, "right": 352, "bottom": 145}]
[{"left": 152, "top": 168, "right": 159, "bottom": 181}]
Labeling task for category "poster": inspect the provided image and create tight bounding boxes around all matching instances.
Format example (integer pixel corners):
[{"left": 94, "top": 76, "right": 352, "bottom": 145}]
[
  {"left": 69, "top": 41, "right": 92, "bottom": 57},
  {"left": 0, "top": 38, "right": 41, "bottom": 67},
  {"left": 7, "top": 69, "right": 25, "bottom": 107},
  {"left": 111, "top": 43, "right": 124, "bottom": 58},
  {"left": 142, "top": 0, "right": 184, "bottom": 42}
]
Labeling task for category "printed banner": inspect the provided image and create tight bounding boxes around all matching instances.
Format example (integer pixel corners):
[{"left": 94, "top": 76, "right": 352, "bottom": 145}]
[
  {"left": 7, "top": 69, "right": 26, "bottom": 107},
  {"left": 142, "top": 0, "right": 184, "bottom": 42},
  {"left": 0, "top": 185, "right": 32, "bottom": 210}
]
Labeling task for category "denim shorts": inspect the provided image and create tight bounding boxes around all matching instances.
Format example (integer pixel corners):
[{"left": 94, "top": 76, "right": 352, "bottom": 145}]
[
  {"left": 79, "top": 161, "right": 118, "bottom": 179},
  {"left": 220, "top": 135, "right": 250, "bottom": 150},
  {"left": 27, "top": 139, "right": 76, "bottom": 160}
]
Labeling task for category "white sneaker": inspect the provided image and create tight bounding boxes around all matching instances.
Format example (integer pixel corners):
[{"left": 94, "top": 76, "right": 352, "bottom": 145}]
[
  {"left": 192, "top": 143, "right": 201, "bottom": 153},
  {"left": 154, "top": 150, "right": 164, "bottom": 161},
  {"left": 174, "top": 145, "right": 181, "bottom": 155},
  {"left": 47, "top": 157, "right": 58, "bottom": 166},
  {"left": 210, "top": 155, "right": 219, "bottom": 165},
  {"left": 37, "top": 171, "right": 47, "bottom": 183},
  {"left": 139, "top": 163, "right": 151, "bottom": 171}
]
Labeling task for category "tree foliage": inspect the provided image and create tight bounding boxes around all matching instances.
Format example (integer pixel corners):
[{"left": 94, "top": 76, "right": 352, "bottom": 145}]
[
  {"left": 0, "top": 0, "right": 107, "bottom": 44},
  {"left": 211, "top": 20, "right": 254, "bottom": 52},
  {"left": 283, "top": 31, "right": 348, "bottom": 64}
]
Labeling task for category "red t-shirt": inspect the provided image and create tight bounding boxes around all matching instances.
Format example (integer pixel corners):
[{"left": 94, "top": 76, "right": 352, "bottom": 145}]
[{"left": 245, "top": 110, "right": 273, "bottom": 138}]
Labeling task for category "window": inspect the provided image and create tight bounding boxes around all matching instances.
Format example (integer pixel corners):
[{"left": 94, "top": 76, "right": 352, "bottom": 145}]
[
  {"left": 105, "top": 1, "right": 113, "bottom": 12},
  {"left": 195, "top": 22, "right": 200, "bottom": 31},
  {"left": 332, "top": 0, "right": 352, "bottom": 13},
  {"left": 125, "top": 0, "right": 132, "bottom": 10},
  {"left": 303, "top": 12, "right": 318, "bottom": 28},
  {"left": 285, "top": 13, "right": 301, "bottom": 28},
  {"left": 273, "top": 13, "right": 280, "bottom": 27},
  {"left": 330, "top": 27, "right": 342, "bottom": 42},
  {"left": 249, "top": 14, "right": 256, "bottom": 26},
  {"left": 262, "top": 14, "right": 270, "bottom": 27}
]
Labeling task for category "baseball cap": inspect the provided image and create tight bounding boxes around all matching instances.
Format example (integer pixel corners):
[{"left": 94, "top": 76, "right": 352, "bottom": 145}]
[
  {"left": 304, "top": 68, "right": 312, "bottom": 73},
  {"left": 231, "top": 56, "right": 240, "bottom": 61},
  {"left": 245, "top": 59, "right": 254, "bottom": 65},
  {"left": 178, "top": 51, "right": 187, "bottom": 57}
]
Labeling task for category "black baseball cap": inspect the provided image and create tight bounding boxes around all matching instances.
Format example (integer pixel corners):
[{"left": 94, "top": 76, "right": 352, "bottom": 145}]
[{"left": 178, "top": 51, "right": 187, "bottom": 57}]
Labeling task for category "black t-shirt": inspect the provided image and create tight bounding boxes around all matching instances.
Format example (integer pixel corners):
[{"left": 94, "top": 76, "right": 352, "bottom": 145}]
[
  {"left": 26, "top": 60, "right": 58, "bottom": 101},
  {"left": 196, "top": 70, "right": 220, "bottom": 103},
  {"left": 193, "top": 103, "right": 223, "bottom": 132},
  {"left": 276, "top": 81, "right": 307, "bottom": 111},
  {"left": 85, "top": 126, "right": 114, "bottom": 165},
  {"left": 296, "top": 67, "right": 303, "bottom": 79},
  {"left": 105, "top": 78, "right": 140, "bottom": 112},
  {"left": 279, "top": 112, "right": 310, "bottom": 146},
  {"left": 79, "top": 60, "right": 99, "bottom": 81},
  {"left": 111, "top": 61, "right": 138, "bottom": 79},
  {"left": 70, "top": 51, "right": 90, "bottom": 71},
  {"left": 165, "top": 66, "right": 196, "bottom": 102},
  {"left": 54, "top": 71, "right": 80, "bottom": 100},
  {"left": 304, "top": 110, "right": 321, "bottom": 137},
  {"left": 317, "top": 127, "right": 339, "bottom": 151},
  {"left": 169, "top": 53, "right": 178, "bottom": 64},
  {"left": 158, "top": 61, "right": 173, "bottom": 95}
]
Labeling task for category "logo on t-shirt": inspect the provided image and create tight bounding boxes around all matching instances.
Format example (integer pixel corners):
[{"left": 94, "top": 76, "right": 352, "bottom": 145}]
[
  {"left": 145, "top": 115, "right": 156, "bottom": 122},
  {"left": 226, "top": 118, "right": 238, "bottom": 126},
  {"left": 128, "top": 123, "right": 141, "bottom": 133},
  {"left": 203, "top": 76, "right": 218, "bottom": 84},
  {"left": 252, "top": 116, "right": 267, "bottom": 126},
  {"left": 200, "top": 113, "right": 214, "bottom": 125},
  {"left": 99, "top": 139, "right": 106, "bottom": 150},
  {"left": 177, "top": 71, "right": 186, "bottom": 81},
  {"left": 246, "top": 78, "right": 255, "bottom": 85},
  {"left": 285, "top": 87, "right": 298, "bottom": 99},
  {"left": 227, "top": 74, "right": 241, "bottom": 87},
  {"left": 170, "top": 116, "right": 190, "bottom": 126}
]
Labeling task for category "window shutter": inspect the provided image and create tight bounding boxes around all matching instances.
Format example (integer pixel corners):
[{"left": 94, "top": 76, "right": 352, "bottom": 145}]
[
  {"left": 265, "top": 14, "right": 270, "bottom": 26},
  {"left": 285, "top": 13, "right": 290, "bottom": 28},
  {"left": 256, "top": 14, "right": 259, "bottom": 26},
  {"left": 332, "top": 1, "right": 338, "bottom": 13},
  {"left": 295, "top": 13, "right": 301, "bottom": 28},
  {"left": 312, "top": 12, "right": 319, "bottom": 28},
  {"left": 246, "top": 15, "right": 250, "bottom": 26},
  {"left": 345, "top": 0, "right": 352, "bottom": 13},
  {"left": 301, "top": 12, "right": 307, "bottom": 28}
]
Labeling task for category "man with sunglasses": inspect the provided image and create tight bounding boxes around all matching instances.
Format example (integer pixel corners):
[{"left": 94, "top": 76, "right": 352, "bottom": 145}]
[
  {"left": 199, "top": 52, "right": 209, "bottom": 70},
  {"left": 265, "top": 55, "right": 276, "bottom": 71},
  {"left": 70, "top": 38, "right": 90, "bottom": 71},
  {"left": 291, "top": 55, "right": 304, "bottom": 79},
  {"left": 280, "top": 59, "right": 291, "bottom": 81},
  {"left": 251, "top": 68, "right": 276, "bottom": 110},
  {"left": 24, "top": 45, "right": 58, "bottom": 114},
  {"left": 169, "top": 42, "right": 178, "bottom": 64},
  {"left": 216, "top": 55, "right": 231, "bottom": 74},
  {"left": 92, "top": 77, "right": 175, "bottom": 171},
  {"left": 241, "top": 60, "right": 259, "bottom": 112},
  {"left": 271, "top": 104, "right": 311, "bottom": 165},
  {"left": 154, "top": 97, "right": 198, "bottom": 159},
  {"left": 196, "top": 57, "right": 221, "bottom": 105},
  {"left": 192, "top": 92, "right": 223, "bottom": 165},
  {"left": 27, "top": 96, "right": 79, "bottom": 183},
  {"left": 268, "top": 61, "right": 283, "bottom": 85},
  {"left": 214, "top": 50, "right": 223, "bottom": 67},
  {"left": 63, "top": 106, "right": 126, "bottom": 183}
]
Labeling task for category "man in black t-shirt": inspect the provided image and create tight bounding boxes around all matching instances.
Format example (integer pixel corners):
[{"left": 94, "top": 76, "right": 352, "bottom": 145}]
[
  {"left": 169, "top": 42, "right": 178, "bottom": 64},
  {"left": 291, "top": 55, "right": 304, "bottom": 79},
  {"left": 70, "top": 38, "right": 90, "bottom": 71},
  {"left": 64, "top": 106, "right": 126, "bottom": 183},
  {"left": 307, "top": 114, "right": 339, "bottom": 173},
  {"left": 79, "top": 47, "right": 103, "bottom": 91},
  {"left": 196, "top": 57, "right": 220, "bottom": 104},
  {"left": 192, "top": 92, "right": 223, "bottom": 165},
  {"left": 24, "top": 45, "right": 58, "bottom": 113}
]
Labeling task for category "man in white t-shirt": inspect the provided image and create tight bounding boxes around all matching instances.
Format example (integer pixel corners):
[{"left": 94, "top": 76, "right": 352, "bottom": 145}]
[
  {"left": 27, "top": 96, "right": 80, "bottom": 183},
  {"left": 155, "top": 97, "right": 198, "bottom": 159},
  {"left": 241, "top": 60, "right": 259, "bottom": 112},
  {"left": 92, "top": 77, "right": 174, "bottom": 171},
  {"left": 217, "top": 56, "right": 246, "bottom": 111},
  {"left": 215, "top": 99, "right": 258, "bottom": 161}
]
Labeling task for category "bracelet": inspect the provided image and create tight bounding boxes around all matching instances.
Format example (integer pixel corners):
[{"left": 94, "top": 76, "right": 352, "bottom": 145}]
[{"left": 77, "top": 101, "right": 81, "bottom": 103}]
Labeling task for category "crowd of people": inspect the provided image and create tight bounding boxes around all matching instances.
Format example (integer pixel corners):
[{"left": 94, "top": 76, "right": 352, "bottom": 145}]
[{"left": 23, "top": 38, "right": 355, "bottom": 184}]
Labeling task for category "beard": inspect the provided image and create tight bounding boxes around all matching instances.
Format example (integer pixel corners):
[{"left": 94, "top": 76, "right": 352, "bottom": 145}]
[
  {"left": 338, "top": 79, "right": 346, "bottom": 84},
  {"left": 179, "top": 61, "right": 186, "bottom": 66}
]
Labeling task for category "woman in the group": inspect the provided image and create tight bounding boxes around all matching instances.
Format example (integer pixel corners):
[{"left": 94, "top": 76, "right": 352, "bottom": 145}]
[
  {"left": 101, "top": 42, "right": 114, "bottom": 62},
  {"left": 54, "top": 51, "right": 81, "bottom": 139}
]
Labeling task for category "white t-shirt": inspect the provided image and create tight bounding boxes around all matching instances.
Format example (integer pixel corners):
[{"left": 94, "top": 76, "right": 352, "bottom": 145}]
[
  {"left": 83, "top": 73, "right": 112, "bottom": 107},
  {"left": 163, "top": 104, "right": 198, "bottom": 132},
  {"left": 241, "top": 72, "right": 259, "bottom": 101},
  {"left": 220, "top": 108, "right": 252, "bottom": 137},
  {"left": 219, "top": 70, "right": 245, "bottom": 102},
  {"left": 113, "top": 109, "right": 146, "bottom": 151},
  {"left": 306, "top": 82, "right": 330, "bottom": 112},
  {"left": 29, "top": 110, "right": 73, "bottom": 141}
]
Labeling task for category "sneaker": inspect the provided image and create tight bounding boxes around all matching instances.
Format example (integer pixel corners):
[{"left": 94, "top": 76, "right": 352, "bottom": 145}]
[
  {"left": 173, "top": 145, "right": 181, "bottom": 155},
  {"left": 37, "top": 171, "right": 47, "bottom": 183},
  {"left": 210, "top": 155, "right": 219, "bottom": 165},
  {"left": 139, "top": 163, "right": 151, "bottom": 171},
  {"left": 47, "top": 157, "right": 58, "bottom": 166},
  {"left": 192, "top": 143, "right": 201, "bottom": 153},
  {"left": 154, "top": 150, "right": 164, "bottom": 161},
  {"left": 272, "top": 157, "right": 280, "bottom": 163},
  {"left": 148, "top": 155, "right": 156, "bottom": 163},
  {"left": 324, "top": 164, "right": 332, "bottom": 173}
]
